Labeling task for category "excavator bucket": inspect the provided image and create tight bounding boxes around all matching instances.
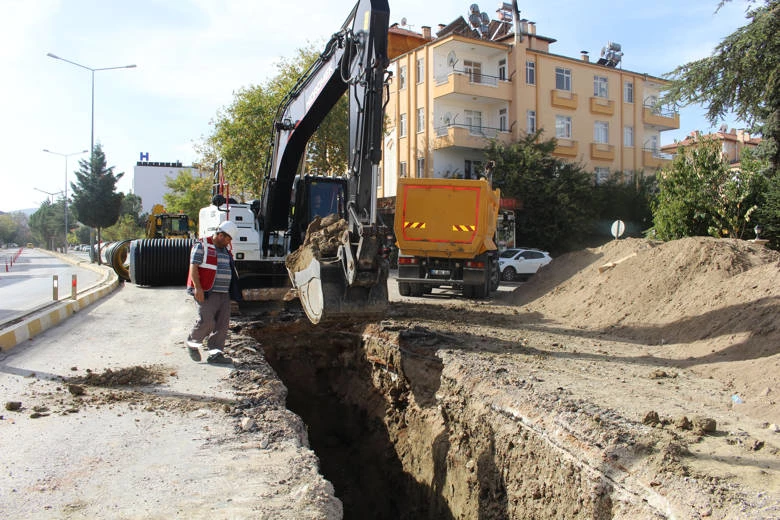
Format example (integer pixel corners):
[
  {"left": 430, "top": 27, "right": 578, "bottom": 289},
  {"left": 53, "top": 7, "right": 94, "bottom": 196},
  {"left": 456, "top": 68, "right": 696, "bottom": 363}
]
[
  {"left": 290, "top": 256, "right": 388, "bottom": 324},
  {"left": 286, "top": 215, "right": 389, "bottom": 324}
]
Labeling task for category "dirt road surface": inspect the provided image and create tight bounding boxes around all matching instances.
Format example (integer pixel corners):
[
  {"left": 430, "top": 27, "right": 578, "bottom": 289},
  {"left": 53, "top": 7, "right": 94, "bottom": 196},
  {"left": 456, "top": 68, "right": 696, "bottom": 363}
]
[{"left": 1, "top": 236, "right": 778, "bottom": 519}]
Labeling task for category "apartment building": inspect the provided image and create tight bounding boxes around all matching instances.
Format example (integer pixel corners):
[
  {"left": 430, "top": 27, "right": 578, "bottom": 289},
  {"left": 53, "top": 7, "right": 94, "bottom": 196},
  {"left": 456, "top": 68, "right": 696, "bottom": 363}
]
[{"left": 380, "top": 4, "right": 679, "bottom": 201}]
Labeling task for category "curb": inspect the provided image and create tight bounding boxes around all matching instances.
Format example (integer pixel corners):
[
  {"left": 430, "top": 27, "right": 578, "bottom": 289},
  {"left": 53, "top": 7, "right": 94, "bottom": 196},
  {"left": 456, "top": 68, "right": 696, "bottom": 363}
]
[{"left": 0, "top": 250, "right": 120, "bottom": 352}]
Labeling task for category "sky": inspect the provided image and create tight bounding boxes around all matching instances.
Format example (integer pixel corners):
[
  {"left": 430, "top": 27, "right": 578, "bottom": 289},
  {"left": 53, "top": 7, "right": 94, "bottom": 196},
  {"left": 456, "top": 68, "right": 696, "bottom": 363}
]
[{"left": 0, "top": 0, "right": 755, "bottom": 212}]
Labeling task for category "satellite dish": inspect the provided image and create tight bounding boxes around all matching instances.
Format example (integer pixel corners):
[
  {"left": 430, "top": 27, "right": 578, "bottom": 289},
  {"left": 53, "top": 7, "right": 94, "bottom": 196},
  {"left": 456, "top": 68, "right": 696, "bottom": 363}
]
[
  {"left": 447, "top": 50, "right": 458, "bottom": 69},
  {"left": 611, "top": 220, "right": 626, "bottom": 239},
  {"left": 401, "top": 17, "right": 407, "bottom": 26},
  {"left": 719, "top": 123, "right": 728, "bottom": 132},
  {"left": 443, "top": 112, "right": 453, "bottom": 124}
]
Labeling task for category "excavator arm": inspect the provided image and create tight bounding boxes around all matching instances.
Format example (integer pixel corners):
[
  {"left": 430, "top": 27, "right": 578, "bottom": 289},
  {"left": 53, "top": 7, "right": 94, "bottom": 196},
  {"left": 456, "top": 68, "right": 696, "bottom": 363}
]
[{"left": 261, "top": 0, "right": 391, "bottom": 323}]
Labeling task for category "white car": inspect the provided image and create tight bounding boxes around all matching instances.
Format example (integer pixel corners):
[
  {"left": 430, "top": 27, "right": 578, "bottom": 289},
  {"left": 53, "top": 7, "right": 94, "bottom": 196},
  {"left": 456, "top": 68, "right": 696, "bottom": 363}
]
[{"left": 498, "top": 248, "right": 552, "bottom": 281}]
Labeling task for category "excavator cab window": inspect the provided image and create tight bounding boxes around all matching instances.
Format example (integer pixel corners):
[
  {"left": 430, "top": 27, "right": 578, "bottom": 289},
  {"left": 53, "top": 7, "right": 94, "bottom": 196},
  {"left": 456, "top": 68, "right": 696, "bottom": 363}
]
[{"left": 309, "top": 181, "right": 343, "bottom": 219}]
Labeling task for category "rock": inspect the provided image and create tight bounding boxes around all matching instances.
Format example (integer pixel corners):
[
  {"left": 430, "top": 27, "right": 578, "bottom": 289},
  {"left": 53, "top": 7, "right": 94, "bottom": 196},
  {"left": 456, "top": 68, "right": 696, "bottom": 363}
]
[
  {"left": 241, "top": 417, "right": 256, "bottom": 431},
  {"left": 693, "top": 416, "right": 717, "bottom": 434},
  {"left": 643, "top": 411, "right": 660, "bottom": 425},
  {"left": 68, "top": 384, "right": 85, "bottom": 396},
  {"left": 675, "top": 416, "right": 692, "bottom": 430},
  {"left": 768, "top": 423, "right": 780, "bottom": 433},
  {"left": 5, "top": 401, "right": 22, "bottom": 411}
]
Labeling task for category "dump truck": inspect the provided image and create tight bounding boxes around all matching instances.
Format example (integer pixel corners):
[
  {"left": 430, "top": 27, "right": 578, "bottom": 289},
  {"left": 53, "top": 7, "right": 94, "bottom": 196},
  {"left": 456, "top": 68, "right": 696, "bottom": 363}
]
[{"left": 394, "top": 177, "right": 501, "bottom": 298}]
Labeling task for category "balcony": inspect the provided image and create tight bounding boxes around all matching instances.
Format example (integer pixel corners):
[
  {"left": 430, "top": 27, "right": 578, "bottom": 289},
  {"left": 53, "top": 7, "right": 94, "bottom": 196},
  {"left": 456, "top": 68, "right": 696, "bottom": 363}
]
[
  {"left": 553, "top": 139, "right": 579, "bottom": 157},
  {"left": 433, "top": 124, "right": 512, "bottom": 150},
  {"left": 643, "top": 105, "right": 680, "bottom": 129},
  {"left": 433, "top": 70, "right": 512, "bottom": 102},
  {"left": 551, "top": 90, "right": 578, "bottom": 110},
  {"left": 589, "top": 97, "right": 614, "bottom": 116},
  {"left": 590, "top": 143, "right": 615, "bottom": 161},
  {"left": 643, "top": 148, "right": 674, "bottom": 169}
]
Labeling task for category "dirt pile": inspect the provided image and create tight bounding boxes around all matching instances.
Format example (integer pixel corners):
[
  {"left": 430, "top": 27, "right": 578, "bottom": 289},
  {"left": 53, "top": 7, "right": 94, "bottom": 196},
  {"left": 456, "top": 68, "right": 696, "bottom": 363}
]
[{"left": 513, "top": 236, "right": 780, "bottom": 424}]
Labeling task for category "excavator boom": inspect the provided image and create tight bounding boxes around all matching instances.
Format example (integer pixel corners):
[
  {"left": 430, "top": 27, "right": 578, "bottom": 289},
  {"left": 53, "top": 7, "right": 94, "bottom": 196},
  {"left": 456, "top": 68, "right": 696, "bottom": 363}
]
[{"left": 262, "top": 0, "right": 391, "bottom": 323}]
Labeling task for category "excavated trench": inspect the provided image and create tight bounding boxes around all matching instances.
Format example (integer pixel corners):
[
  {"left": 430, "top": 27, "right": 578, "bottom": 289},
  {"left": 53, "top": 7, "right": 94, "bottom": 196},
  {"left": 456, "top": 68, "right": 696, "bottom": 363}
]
[{"left": 244, "top": 317, "right": 659, "bottom": 520}]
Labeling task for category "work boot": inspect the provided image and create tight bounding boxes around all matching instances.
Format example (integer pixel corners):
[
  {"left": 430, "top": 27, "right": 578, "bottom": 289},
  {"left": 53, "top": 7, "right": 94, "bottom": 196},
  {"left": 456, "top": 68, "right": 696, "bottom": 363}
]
[
  {"left": 206, "top": 350, "right": 232, "bottom": 365},
  {"left": 186, "top": 339, "right": 202, "bottom": 362}
]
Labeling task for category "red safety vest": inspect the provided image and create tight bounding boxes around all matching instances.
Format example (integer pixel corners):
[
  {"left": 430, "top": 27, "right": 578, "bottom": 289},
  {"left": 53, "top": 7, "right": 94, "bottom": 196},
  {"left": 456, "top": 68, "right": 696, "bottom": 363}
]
[{"left": 186, "top": 237, "right": 219, "bottom": 292}]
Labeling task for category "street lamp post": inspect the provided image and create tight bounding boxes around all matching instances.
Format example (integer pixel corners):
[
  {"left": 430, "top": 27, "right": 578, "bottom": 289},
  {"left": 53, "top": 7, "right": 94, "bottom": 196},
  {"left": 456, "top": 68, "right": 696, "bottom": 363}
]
[
  {"left": 46, "top": 53, "right": 136, "bottom": 155},
  {"left": 43, "top": 149, "right": 88, "bottom": 250},
  {"left": 46, "top": 53, "right": 136, "bottom": 260}
]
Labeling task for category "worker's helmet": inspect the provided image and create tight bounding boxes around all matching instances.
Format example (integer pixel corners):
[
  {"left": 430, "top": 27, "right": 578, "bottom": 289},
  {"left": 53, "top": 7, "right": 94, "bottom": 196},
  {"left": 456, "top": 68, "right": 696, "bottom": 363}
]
[{"left": 217, "top": 220, "right": 238, "bottom": 239}]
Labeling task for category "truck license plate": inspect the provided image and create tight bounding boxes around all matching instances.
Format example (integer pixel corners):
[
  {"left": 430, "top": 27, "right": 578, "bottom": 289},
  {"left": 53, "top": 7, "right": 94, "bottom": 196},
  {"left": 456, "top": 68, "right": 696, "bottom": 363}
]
[{"left": 430, "top": 269, "right": 450, "bottom": 276}]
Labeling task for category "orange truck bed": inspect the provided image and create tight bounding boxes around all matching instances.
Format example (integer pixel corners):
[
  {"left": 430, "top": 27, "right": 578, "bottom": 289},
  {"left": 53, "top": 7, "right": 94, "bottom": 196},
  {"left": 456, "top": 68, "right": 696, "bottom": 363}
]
[{"left": 394, "top": 177, "right": 500, "bottom": 258}]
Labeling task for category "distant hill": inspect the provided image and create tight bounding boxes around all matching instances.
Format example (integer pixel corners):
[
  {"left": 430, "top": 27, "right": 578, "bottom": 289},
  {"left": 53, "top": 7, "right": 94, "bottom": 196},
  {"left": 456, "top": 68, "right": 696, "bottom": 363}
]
[{"left": 0, "top": 208, "right": 36, "bottom": 216}]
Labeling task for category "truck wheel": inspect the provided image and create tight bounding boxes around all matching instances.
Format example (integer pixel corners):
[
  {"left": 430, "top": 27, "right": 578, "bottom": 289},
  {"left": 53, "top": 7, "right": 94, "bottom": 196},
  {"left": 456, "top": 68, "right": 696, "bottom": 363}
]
[
  {"left": 501, "top": 267, "right": 517, "bottom": 282},
  {"left": 489, "top": 259, "right": 500, "bottom": 292},
  {"left": 398, "top": 282, "right": 411, "bottom": 296},
  {"left": 462, "top": 285, "right": 474, "bottom": 298}
]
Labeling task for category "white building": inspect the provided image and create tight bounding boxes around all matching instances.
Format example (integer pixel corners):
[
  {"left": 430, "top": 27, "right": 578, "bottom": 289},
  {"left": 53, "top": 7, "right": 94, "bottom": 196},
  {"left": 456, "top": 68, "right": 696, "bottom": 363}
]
[{"left": 132, "top": 161, "right": 197, "bottom": 213}]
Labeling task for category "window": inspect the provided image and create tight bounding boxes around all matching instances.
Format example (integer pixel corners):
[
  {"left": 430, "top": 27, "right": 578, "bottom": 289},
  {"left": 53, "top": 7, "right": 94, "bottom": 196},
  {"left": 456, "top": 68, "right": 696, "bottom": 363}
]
[
  {"left": 593, "top": 76, "right": 608, "bottom": 98},
  {"left": 527, "top": 110, "right": 536, "bottom": 133},
  {"left": 499, "top": 108, "right": 508, "bottom": 132},
  {"left": 623, "top": 81, "right": 634, "bottom": 103},
  {"left": 464, "top": 110, "right": 482, "bottom": 135},
  {"left": 464, "top": 160, "right": 483, "bottom": 179},
  {"left": 399, "top": 66, "right": 407, "bottom": 89},
  {"left": 555, "top": 67, "right": 571, "bottom": 91},
  {"left": 555, "top": 115, "right": 572, "bottom": 139},
  {"left": 498, "top": 59, "right": 507, "bottom": 81},
  {"left": 464, "top": 60, "right": 482, "bottom": 83},
  {"left": 376, "top": 165, "right": 382, "bottom": 189},
  {"left": 647, "top": 135, "right": 659, "bottom": 152},
  {"left": 595, "top": 167, "right": 610, "bottom": 185},
  {"left": 594, "top": 121, "right": 609, "bottom": 144},
  {"left": 416, "top": 157, "right": 425, "bottom": 177},
  {"left": 525, "top": 60, "right": 535, "bottom": 85},
  {"left": 416, "top": 59, "right": 424, "bottom": 83},
  {"left": 399, "top": 113, "right": 407, "bottom": 137},
  {"left": 399, "top": 161, "right": 408, "bottom": 178},
  {"left": 416, "top": 108, "right": 424, "bottom": 133},
  {"left": 624, "top": 126, "right": 634, "bottom": 147}
]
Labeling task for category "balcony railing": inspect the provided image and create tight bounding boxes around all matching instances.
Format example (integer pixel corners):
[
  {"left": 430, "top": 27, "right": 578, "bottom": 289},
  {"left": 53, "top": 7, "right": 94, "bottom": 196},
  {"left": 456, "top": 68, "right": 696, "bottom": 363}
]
[
  {"left": 435, "top": 69, "right": 501, "bottom": 87},
  {"left": 642, "top": 104, "right": 680, "bottom": 129},
  {"left": 435, "top": 123, "right": 504, "bottom": 138},
  {"left": 433, "top": 123, "right": 511, "bottom": 149},
  {"left": 642, "top": 147, "right": 674, "bottom": 168}
]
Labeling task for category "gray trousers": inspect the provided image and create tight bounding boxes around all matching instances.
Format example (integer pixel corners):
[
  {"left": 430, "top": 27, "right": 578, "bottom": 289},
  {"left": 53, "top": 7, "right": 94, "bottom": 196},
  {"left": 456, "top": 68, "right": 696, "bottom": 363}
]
[{"left": 188, "top": 292, "right": 230, "bottom": 349}]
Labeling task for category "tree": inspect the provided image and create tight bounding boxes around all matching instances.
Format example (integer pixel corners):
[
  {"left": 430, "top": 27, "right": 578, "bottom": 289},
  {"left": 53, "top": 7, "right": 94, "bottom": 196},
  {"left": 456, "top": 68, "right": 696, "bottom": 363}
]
[
  {"left": 163, "top": 169, "right": 212, "bottom": 228},
  {"left": 663, "top": 0, "right": 780, "bottom": 174},
  {"left": 0, "top": 213, "right": 17, "bottom": 245},
  {"left": 70, "top": 144, "right": 124, "bottom": 263},
  {"left": 591, "top": 173, "right": 655, "bottom": 234},
  {"left": 29, "top": 200, "right": 64, "bottom": 250},
  {"left": 485, "top": 131, "right": 597, "bottom": 253},
  {"left": 199, "top": 43, "right": 350, "bottom": 198},
  {"left": 651, "top": 137, "right": 764, "bottom": 240}
]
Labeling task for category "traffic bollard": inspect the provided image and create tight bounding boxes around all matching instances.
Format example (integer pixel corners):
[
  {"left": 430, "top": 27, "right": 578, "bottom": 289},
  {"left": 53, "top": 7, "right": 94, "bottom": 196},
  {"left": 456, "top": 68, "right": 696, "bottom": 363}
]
[
  {"left": 71, "top": 274, "right": 77, "bottom": 299},
  {"left": 53, "top": 275, "right": 58, "bottom": 301}
]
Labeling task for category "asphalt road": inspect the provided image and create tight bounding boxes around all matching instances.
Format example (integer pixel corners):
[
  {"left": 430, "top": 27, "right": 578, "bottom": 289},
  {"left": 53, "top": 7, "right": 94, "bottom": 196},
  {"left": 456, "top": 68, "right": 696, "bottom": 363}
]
[{"left": 0, "top": 248, "right": 102, "bottom": 324}]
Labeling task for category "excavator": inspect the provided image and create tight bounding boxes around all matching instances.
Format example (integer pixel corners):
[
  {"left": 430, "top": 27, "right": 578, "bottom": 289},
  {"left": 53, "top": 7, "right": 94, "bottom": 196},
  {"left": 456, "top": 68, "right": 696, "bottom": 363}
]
[{"left": 198, "top": 0, "right": 392, "bottom": 324}]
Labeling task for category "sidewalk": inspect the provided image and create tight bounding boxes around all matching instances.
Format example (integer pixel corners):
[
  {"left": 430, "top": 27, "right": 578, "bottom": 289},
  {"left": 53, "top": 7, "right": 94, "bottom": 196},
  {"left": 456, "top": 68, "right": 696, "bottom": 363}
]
[{"left": 0, "top": 283, "right": 341, "bottom": 519}]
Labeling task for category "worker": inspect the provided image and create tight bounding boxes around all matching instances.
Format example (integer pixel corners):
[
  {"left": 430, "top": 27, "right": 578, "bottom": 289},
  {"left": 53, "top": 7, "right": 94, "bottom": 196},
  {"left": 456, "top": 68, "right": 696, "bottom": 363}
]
[{"left": 185, "top": 220, "right": 241, "bottom": 364}]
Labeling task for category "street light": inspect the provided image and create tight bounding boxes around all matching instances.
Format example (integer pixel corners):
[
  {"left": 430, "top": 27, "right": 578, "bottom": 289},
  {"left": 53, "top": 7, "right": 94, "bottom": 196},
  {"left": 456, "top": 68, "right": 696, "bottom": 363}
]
[
  {"left": 43, "top": 149, "right": 88, "bottom": 250},
  {"left": 46, "top": 53, "right": 136, "bottom": 155},
  {"left": 33, "top": 187, "right": 62, "bottom": 204},
  {"left": 47, "top": 52, "right": 136, "bottom": 259}
]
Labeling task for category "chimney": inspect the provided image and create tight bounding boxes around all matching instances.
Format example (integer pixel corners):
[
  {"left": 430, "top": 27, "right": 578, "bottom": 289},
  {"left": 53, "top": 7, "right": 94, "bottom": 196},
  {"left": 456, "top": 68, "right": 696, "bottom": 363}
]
[
  {"left": 528, "top": 22, "right": 536, "bottom": 35},
  {"left": 422, "top": 26, "right": 431, "bottom": 39},
  {"left": 581, "top": 51, "right": 589, "bottom": 62}
]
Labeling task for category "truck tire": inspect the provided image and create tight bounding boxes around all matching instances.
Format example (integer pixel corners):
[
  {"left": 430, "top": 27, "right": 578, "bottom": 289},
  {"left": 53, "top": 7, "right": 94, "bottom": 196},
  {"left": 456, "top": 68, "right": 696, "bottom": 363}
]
[
  {"left": 489, "top": 258, "right": 500, "bottom": 292},
  {"left": 398, "top": 282, "right": 411, "bottom": 296}
]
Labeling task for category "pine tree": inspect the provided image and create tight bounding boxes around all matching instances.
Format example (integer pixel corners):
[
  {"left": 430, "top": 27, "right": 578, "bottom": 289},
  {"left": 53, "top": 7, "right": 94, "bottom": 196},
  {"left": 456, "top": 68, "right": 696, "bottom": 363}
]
[{"left": 70, "top": 144, "right": 124, "bottom": 263}]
